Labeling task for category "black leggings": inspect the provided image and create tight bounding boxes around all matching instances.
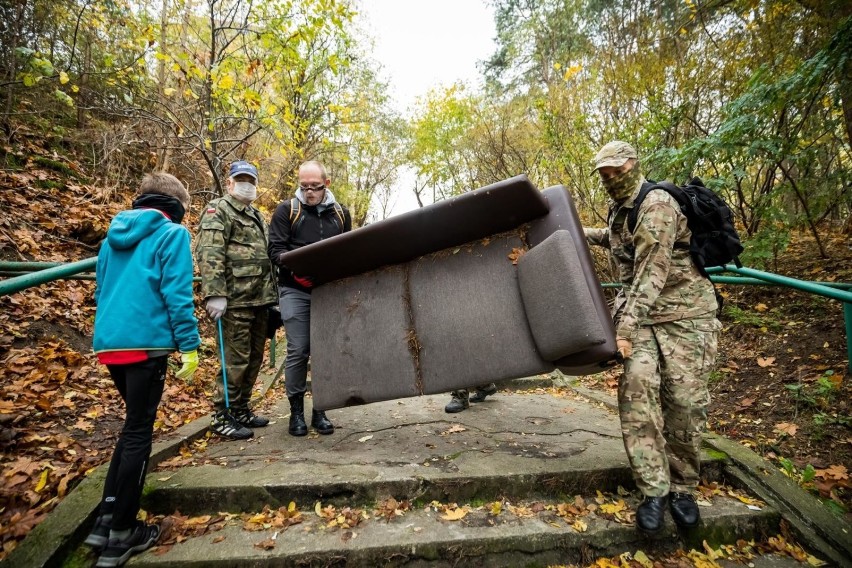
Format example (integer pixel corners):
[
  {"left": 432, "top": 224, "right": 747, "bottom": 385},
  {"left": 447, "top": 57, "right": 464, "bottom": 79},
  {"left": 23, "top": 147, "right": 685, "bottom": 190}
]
[{"left": 98, "top": 356, "right": 167, "bottom": 530}]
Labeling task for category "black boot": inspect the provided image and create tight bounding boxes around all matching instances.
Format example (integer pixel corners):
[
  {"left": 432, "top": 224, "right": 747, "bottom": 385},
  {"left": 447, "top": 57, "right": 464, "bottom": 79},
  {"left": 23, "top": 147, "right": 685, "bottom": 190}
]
[
  {"left": 670, "top": 492, "right": 700, "bottom": 528},
  {"left": 636, "top": 495, "right": 668, "bottom": 534},
  {"left": 470, "top": 383, "right": 497, "bottom": 403},
  {"left": 311, "top": 409, "right": 334, "bottom": 435},
  {"left": 288, "top": 395, "right": 307, "bottom": 437},
  {"left": 444, "top": 391, "right": 470, "bottom": 413}
]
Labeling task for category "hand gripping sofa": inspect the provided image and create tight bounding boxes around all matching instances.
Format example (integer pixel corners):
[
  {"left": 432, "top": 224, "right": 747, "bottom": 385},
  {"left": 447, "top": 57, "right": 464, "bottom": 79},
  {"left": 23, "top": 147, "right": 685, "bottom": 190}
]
[{"left": 278, "top": 175, "right": 616, "bottom": 410}]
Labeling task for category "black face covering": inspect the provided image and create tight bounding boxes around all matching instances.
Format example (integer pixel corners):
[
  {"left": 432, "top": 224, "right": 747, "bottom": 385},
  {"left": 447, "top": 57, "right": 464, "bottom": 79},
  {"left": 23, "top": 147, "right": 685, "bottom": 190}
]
[{"left": 132, "top": 193, "right": 186, "bottom": 224}]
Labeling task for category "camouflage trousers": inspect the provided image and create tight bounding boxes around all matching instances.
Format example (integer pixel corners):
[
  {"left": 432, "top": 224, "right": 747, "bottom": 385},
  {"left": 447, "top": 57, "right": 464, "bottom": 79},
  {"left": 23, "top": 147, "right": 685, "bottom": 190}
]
[
  {"left": 213, "top": 306, "right": 269, "bottom": 413},
  {"left": 619, "top": 317, "right": 721, "bottom": 497}
]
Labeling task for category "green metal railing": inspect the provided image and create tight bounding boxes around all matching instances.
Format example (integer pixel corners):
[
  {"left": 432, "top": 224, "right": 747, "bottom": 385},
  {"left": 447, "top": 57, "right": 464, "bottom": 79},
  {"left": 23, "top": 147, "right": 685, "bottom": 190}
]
[{"left": 2, "top": 260, "right": 850, "bottom": 371}]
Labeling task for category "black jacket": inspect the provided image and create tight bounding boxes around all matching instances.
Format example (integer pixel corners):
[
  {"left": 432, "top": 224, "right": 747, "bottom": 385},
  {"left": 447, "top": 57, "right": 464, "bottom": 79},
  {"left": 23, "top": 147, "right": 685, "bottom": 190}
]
[{"left": 268, "top": 197, "right": 352, "bottom": 292}]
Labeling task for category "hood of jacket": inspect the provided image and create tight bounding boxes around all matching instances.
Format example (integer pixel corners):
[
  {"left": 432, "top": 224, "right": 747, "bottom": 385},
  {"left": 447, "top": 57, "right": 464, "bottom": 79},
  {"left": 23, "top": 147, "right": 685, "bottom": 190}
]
[
  {"left": 106, "top": 209, "right": 171, "bottom": 250},
  {"left": 294, "top": 187, "right": 339, "bottom": 212}
]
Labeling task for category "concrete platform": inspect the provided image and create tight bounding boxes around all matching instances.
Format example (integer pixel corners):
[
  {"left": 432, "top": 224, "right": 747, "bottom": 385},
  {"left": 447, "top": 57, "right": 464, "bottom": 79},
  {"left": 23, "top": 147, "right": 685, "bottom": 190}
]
[{"left": 143, "top": 390, "right": 725, "bottom": 514}]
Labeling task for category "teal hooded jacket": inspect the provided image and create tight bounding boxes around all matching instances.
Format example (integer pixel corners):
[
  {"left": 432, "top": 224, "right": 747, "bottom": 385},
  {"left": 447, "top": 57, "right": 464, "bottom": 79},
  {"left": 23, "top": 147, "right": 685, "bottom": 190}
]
[{"left": 94, "top": 209, "right": 200, "bottom": 354}]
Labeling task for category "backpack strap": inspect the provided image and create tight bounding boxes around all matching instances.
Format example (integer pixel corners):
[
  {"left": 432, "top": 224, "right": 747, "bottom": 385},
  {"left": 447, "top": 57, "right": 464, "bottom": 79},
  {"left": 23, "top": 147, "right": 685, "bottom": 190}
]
[
  {"left": 332, "top": 202, "right": 346, "bottom": 234},
  {"left": 626, "top": 181, "right": 690, "bottom": 250},
  {"left": 289, "top": 197, "right": 306, "bottom": 235}
]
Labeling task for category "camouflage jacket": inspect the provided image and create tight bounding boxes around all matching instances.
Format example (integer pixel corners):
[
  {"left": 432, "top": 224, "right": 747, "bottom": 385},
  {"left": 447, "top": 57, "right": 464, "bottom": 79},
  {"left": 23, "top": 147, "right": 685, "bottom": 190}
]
[
  {"left": 585, "top": 184, "right": 718, "bottom": 340},
  {"left": 194, "top": 194, "right": 278, "bottom": 308}
]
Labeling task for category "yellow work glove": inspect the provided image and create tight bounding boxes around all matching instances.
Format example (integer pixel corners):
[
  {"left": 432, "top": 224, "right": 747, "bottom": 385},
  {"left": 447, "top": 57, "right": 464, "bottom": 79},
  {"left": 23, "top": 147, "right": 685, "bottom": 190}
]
[{"left": 175, "top": 350, "right": 199, "bottom": 383}]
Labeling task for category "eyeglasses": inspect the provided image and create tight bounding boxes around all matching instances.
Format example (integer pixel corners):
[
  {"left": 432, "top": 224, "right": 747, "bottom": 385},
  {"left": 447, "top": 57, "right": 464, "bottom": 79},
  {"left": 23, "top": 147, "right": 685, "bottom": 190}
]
[{"left": 300, "top": 184, "right": 325, "bottom": 192}]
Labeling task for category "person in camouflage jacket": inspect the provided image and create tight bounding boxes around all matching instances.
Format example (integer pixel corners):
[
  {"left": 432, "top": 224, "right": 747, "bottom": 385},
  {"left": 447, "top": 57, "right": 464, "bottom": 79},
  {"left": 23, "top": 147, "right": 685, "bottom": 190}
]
[
  {"left": 195, "top": 161, "right": 278, "bottom": 440},
  {"left": 584, "top": 141, "right": 722, "bottom": 534}
]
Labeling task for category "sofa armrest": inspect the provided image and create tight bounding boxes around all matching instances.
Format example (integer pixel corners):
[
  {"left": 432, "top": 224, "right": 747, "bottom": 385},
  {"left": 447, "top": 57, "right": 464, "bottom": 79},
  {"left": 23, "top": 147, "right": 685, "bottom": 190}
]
[{"left": 517, "top": 230, "right": 607, "bottom": 361}]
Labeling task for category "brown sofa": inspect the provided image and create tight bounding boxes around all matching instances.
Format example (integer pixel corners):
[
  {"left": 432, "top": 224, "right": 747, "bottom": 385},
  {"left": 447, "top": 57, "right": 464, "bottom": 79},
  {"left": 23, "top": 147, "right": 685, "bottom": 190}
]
[{"left": 278, "top": 175, "right": 616, "bottom": 410}]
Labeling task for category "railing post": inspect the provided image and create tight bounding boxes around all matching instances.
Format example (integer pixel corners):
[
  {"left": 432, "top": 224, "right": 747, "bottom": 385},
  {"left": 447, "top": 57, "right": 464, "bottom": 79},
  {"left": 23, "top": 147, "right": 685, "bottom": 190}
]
[{"left": 845, "top": 301, "right": 852, "bottom": 374}]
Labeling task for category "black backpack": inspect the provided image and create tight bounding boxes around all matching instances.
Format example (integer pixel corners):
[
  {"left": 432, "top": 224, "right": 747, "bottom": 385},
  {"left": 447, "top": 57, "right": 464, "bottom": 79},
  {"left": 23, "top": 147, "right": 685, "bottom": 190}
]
[{"left": 626, "top": 177, "right": 743, "bottom": 277}]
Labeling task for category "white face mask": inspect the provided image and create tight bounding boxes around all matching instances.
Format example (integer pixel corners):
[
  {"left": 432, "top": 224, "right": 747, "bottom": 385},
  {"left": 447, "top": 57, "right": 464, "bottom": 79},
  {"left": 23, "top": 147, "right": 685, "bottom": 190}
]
[{"left": 232, "top": 181, "right": 257, "bottom": 201}]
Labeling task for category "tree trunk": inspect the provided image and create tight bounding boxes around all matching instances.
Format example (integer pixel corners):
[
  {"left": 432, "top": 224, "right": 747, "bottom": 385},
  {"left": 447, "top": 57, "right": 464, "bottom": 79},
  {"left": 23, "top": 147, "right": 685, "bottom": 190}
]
[{"left": 156, "top": 0, "right": 172, "bottom": 171}]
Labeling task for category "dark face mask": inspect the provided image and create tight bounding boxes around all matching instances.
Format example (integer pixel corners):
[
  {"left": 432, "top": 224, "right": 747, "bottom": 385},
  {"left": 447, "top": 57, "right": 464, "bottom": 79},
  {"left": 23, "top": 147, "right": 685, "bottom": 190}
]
[
  {"left": 132, "top": 193, "right": 186, "bottom": 224},
  {"left": 601, "top": 164, "right": 642, "bottom": 202}
]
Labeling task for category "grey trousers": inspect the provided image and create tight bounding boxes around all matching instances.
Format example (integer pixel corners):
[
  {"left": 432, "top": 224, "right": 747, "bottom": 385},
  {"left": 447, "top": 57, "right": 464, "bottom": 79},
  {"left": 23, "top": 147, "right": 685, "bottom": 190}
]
[{"left": 279, "top": 286, "right": 312, "bottom": 397}]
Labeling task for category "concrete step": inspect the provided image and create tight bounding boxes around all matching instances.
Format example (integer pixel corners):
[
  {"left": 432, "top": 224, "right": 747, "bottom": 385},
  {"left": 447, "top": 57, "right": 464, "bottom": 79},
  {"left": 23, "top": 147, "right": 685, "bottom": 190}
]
[
  {"left": 130, "top": 493, "right": 780, "bottom": 567},
  {"left": 142, "top": 392, "right": 725, "bottom": 515}
]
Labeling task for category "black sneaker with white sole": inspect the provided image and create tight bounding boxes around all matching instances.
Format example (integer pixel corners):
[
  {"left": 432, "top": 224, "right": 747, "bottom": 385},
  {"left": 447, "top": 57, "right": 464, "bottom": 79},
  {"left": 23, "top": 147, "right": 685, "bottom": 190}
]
[
  {"left": 95, "top": 520, "right": 160, "bottom": 567},
  {"left": 84, "top": 513, "right": 112, "bottom": 549},
  {"left": 209, "top": 409, "right": 253, "bottom": 439},
  {"left": 232, "top": 409, "right": 269, "bottom": 428}
]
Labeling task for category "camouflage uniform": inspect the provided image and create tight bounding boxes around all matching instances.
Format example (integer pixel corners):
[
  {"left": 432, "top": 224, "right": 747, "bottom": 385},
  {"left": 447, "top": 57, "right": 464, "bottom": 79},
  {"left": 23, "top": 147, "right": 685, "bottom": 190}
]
[
  {"left": 195, "top": 194, "right": 278, "bottom": 414},
  {"left": 586, "top": 184, "right": 721, "bottom": 497}
]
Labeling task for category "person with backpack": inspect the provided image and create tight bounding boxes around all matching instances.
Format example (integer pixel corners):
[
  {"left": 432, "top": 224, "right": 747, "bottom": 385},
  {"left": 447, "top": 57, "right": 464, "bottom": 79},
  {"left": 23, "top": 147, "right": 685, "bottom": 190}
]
[
  {"left": 88, "top": 173, "right": 199, "bottom": 566},
  {"left": 195, "top": 161, "right": 279, "bottom": 440},
  {"left": 584, "top": 141, "right": 723, "bottom": 534},
  {"left": 268, "top": 160, "right": 352, "bottom": 436}
]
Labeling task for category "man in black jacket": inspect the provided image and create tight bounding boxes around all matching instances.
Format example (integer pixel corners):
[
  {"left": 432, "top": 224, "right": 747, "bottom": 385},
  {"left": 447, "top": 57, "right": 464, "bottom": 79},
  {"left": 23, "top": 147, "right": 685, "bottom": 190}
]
[{"left": 268, "top": 160, "right": 352, "bottom": 436}]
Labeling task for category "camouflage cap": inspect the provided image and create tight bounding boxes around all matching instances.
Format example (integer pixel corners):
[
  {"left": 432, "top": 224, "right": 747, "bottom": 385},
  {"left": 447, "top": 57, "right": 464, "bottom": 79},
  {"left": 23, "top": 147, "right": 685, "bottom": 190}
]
[{"left": 592, "top": 141, "right": 638, "bottom": 173}]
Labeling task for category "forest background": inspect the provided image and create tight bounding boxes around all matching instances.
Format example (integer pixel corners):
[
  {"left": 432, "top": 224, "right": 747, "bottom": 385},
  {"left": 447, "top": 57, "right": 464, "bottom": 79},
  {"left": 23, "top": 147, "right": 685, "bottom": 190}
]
[{"left": 0, "top": 0, "right": 850, "bottom": 560}]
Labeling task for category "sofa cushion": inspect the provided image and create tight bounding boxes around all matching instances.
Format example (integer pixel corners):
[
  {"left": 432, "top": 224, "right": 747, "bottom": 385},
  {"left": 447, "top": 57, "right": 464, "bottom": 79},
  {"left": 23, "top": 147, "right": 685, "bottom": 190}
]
[
  {"left": 310, "top": 266, "right": 419, "bottom": 410},
  {"left": 528, "top": 186, "right": 617, "bottom": 374},
  {"left": 409, "top": 232, "right": 554, "bottom": 393},
  {"left": 518, "top": 230, "right": 606, "bottom": 361},
  {"left": 278, "top": 175, "right": 548, "bottom": 286}
]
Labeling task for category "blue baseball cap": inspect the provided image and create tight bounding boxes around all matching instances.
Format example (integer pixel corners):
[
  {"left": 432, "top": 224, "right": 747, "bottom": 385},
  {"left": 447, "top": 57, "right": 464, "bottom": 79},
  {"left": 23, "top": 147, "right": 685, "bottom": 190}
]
[{"left": 229, "top": 161, "right": 258, "bottom": 182}]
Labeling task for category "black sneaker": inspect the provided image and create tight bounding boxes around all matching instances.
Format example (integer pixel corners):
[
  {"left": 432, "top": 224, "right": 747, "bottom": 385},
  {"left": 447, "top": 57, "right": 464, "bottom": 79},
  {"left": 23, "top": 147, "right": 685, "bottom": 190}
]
[
  {"left": 210, "top": 410, "right": 253, "bottom": 439},
  {"left": 470, "top": 383, "right": 497, "bottom": 403},
  {"left": 233, "top": 409, "right": 270, "bottom": 428},
  {"left": 95, "top": 520, "right": 160, "bottom": 567},
  {"left": 84, "top": 513, "right": 112, "bottom": 549}
]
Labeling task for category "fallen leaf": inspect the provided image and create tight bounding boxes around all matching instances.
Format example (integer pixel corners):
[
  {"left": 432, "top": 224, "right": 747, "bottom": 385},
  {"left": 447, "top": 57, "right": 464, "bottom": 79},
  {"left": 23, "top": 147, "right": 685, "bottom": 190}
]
[
  {"left": 507, "top": 247, "right": 526, "bottom": 265},
  {"left": 571, "top": 519, "right": 587, "bottom": 532},
  {"left": 754, "top": 303, "right": 768, "bottom": 312},
  {"left": 599, "top": 500, "right": 625, "bottom": 514},
  {"left": 757, "top": 356, "right": 776, "bottom": 367},
  {"left": 633, "top": 550, "right": 653, "bottom": 568},
  {"left": 440, "top": 507, "right": 468, "bottom": 521},
  {"left": 35, "top": 469, "right": 49, "bottom": 493},
  {"left": 738, "top": 398, "right": 754, "bottom": 408},
  {"left": 254, "top": 538, "right": 275, "bottom": 550},
  {"left": 358, "top": 435, "right": 373, "bottom": 443},
  {"left": 212, "top": 535, "right": 225, "bottom": 543},
  {"left": 774, "top": 422, "right": 798, "bottom": 437},
  {"left": 815, "top": 464, "right": 848, "bottom": 481}
]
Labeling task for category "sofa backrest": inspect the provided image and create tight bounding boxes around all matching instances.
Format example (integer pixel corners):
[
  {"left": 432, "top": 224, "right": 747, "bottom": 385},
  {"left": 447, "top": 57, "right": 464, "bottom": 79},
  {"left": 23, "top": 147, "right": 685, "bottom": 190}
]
[{"left": 278, "top": 174, "right": 548, "bottom": 285}]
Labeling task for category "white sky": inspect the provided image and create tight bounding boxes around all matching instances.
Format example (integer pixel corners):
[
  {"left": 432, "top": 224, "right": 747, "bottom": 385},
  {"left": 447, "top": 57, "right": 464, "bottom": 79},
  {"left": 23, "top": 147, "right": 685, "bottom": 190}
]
[
  {"left": 357, "top": 0, "right": 496, "bottom": 114},
  {"left": 356, "top": 0, "right": 497, "bottom": 218}
]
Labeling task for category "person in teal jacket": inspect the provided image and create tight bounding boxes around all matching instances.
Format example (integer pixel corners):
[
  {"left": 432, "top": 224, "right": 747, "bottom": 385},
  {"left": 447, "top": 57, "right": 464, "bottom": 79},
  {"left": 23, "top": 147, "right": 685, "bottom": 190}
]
[{"left": 87, "top": 172, "right": 200, "bottom": 568}]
